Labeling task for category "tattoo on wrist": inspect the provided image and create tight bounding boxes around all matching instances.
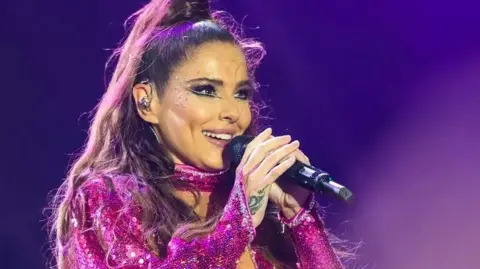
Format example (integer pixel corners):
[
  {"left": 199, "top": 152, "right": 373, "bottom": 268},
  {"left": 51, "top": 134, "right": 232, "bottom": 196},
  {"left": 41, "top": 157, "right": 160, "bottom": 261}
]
[{"left": 249, "top": 186, "right": 268, "bottom": 215}]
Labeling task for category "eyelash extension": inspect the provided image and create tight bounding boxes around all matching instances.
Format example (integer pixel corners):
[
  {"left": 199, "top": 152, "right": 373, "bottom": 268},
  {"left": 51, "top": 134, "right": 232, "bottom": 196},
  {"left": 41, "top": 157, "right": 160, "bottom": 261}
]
[
  {"left": 235, "top": 88, "right": 253, "bottom": 100},
  {"left": 189, "top": 84, "right": 253, "bottom": 100},
  {"left": 189, "top": 84, "right": 217, "bottom": 97}
]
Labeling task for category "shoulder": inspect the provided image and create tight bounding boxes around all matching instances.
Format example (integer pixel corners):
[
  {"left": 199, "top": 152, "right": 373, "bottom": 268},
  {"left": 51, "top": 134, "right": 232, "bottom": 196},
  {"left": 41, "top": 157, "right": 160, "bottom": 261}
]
[
  {"left": 76, "top": 173, "right": 144, "bottom": 211},
  {"left": 80, "top": 173, "right": 141, "bottom": 195},
  {"left": 71, "top": 174, "right": 149, "bottom": 243}
]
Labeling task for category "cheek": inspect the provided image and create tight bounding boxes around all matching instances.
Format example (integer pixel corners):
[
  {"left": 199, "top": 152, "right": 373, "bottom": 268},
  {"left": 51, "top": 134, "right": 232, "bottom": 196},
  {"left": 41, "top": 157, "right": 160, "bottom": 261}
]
[
  {"left": 239, "top": 103, "right": 253, "bottom": 130},
  {"left": 173, "top": 88, "right": 189, "bottom": 108},
  {"left": 159, "top": 89, "right": 195, "bottom": 131},
  {"left": 168, "top": 89, "right": 215, "bottom": 128}
]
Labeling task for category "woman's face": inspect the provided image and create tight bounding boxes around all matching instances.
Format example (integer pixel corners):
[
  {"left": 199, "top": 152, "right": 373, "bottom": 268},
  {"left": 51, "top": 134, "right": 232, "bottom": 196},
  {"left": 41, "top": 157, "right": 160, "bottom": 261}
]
[{"left": 140, "top": 42, "right": 253, "bottom": 171}]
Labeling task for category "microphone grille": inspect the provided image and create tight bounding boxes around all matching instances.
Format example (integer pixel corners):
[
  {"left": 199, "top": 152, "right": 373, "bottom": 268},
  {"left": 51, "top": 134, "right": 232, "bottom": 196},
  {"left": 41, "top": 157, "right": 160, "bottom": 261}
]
[{"left": 226, "top": 135, "right": 254, "bottom": 165}]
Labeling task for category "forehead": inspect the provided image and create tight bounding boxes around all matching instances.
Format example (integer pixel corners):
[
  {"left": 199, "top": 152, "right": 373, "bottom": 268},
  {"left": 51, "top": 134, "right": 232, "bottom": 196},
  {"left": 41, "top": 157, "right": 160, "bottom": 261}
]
[{"left": 173, "top": 42, "right": 248, "bottom": 81}]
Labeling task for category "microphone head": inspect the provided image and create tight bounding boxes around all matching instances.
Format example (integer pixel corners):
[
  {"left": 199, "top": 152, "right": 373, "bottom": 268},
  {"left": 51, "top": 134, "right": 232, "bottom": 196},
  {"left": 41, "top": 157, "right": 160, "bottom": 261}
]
[{"left": 226, "top": 135, "right": 254, "bottom": 166}]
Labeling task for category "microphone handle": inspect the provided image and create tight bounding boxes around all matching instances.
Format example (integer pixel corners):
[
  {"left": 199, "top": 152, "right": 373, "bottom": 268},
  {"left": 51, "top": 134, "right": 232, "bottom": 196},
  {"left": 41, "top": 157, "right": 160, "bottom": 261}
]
[{"left": 285, "top": 161, "right": 354, "bottom": 202}]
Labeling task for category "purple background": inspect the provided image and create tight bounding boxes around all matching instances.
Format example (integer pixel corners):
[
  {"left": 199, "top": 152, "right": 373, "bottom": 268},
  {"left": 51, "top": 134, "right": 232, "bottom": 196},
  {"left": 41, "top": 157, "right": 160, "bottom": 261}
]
[{"left": 1, "top": 0, "right": 479, "bottom": 268}]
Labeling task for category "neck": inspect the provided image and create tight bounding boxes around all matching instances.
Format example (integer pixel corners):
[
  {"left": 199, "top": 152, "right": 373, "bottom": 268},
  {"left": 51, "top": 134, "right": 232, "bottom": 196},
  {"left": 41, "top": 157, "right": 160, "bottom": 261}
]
[{"left": 175, "top": 190, "right": 212, "bottom": 218}]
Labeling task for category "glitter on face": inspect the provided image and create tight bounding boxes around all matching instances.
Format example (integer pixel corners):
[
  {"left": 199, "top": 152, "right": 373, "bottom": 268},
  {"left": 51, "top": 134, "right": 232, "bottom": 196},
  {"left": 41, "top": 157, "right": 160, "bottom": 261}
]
[
  {"left": 147, "top": 43, "right": 253, "bottom": 171},
  {"left": 173, "top": 87, "right": 190, "bottom": 108}
]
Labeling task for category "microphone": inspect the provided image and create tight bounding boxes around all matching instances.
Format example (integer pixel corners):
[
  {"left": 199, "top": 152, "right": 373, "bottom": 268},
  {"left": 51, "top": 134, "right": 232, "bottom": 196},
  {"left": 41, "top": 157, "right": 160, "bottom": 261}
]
[{"left": 226, "top": 135, "right": 354, "bottom": 202}]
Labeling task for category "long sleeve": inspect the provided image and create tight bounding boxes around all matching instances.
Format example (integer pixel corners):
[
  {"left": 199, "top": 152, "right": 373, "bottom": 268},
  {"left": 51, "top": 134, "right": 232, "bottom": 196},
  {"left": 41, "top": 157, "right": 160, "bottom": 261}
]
[
  {"left": 70, "top": 172, "right": 255, "bottom": 268},
  {"left": 282, "top": 196, "right": 344, "bottom": 269}
]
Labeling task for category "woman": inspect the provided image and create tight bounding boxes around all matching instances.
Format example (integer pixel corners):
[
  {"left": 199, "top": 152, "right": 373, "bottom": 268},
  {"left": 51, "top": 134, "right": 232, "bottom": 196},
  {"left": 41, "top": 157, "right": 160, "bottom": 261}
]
[{"left": 49, "top": 0, "right": 347, "bottom": 268}]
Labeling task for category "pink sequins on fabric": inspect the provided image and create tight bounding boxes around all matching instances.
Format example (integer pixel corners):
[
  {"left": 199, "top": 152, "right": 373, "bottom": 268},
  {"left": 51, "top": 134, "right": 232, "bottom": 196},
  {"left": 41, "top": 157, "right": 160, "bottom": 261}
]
[
  {"left": 67, "top": 165, "right": 343, "bottom": 268},
  {"left": 173, "top": 164, "right": 227, "bottom": 192},
  {"left": 287, "top": 201, "right": 344, "bottom": 269}
]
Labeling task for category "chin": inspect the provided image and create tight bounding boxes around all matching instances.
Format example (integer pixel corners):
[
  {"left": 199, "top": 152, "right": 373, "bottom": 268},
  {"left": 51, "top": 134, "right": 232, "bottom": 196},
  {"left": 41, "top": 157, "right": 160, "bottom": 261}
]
[{"left": 201, "top": 158, "right": 227, "bottom": 172}]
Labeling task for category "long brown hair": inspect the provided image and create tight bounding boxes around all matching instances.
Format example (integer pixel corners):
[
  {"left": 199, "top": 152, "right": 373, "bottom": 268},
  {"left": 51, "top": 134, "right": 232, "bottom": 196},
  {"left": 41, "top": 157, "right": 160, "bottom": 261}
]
[
  {"left": 48, "top": 0, "right": 266, "bottom": 267},
  {"left": 48, "top": 0, "right": 355, "bottom": 268}
]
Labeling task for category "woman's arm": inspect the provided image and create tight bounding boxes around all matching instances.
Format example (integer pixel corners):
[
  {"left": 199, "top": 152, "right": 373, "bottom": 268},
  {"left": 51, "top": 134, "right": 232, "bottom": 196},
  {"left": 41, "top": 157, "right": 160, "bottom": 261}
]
[
  {"left": 71, "top": 173, "right": 255, "bottom": 268},
  {"left": 280, "top": 194, "right": 344, "bottom": 269}
]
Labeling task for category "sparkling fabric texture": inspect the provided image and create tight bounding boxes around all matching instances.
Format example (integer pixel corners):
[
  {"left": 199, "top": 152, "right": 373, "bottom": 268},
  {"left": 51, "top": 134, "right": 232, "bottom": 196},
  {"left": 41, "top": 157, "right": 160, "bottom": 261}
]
[
  {"left": 173, "top": 164, "right": 225, "bottom": 192},
  {"left": 285, "top": 196, "right": 344, "bottom": 269},
  {"left": 69, "top": 165, "right": 342, "bottom": 268}
]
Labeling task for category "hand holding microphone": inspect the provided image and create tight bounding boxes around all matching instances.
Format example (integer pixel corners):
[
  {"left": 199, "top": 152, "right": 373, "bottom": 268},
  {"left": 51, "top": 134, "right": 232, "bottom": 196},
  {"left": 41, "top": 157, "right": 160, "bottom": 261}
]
[
  {"left": 229, "top": 128, "right": 301, "bottom": 228},
  {"left": 227, "top": 131, "right": 354, "bottom": 203}
]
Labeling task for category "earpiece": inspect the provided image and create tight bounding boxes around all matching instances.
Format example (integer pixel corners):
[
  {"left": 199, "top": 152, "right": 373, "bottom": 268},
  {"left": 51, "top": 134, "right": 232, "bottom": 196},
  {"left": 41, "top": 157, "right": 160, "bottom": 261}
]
[
  {"left": 137, "top": 79, "right": 152, "bottom": 111},
  {"left": 138, "top": 96, "right": 152, "bottom": 111}
]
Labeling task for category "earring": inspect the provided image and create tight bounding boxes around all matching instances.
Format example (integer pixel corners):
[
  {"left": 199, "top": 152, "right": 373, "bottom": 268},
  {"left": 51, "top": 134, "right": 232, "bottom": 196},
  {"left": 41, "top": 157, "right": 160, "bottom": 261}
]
[
  {"left": 149, "top": 126, "right": 161, "bottom": 143},
  {"left": 138, "top": 96, "right": 152, "bottom": 111}
]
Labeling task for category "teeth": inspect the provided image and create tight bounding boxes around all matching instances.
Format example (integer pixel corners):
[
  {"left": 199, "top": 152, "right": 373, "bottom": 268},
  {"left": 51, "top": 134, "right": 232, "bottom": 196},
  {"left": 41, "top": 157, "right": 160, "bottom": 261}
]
[{"left": 202, "top": 131, "right": 233, "bottom": 140}]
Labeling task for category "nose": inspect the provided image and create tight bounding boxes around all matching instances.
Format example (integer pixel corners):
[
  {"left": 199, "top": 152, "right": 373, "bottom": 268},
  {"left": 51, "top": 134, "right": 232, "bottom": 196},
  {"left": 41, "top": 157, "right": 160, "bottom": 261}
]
[{"left": 219, "top": 98, "right": 241, "bottom": 123}]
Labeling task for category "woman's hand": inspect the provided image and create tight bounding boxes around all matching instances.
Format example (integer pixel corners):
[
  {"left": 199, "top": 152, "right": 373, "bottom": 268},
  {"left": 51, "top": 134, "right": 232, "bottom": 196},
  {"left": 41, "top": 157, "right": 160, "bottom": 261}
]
[
  {"left": 236, "top": 128, "right": 299, "bottom": 228},
  {"left": 268, "top": 146, "right": 313, "bottom": 220}
]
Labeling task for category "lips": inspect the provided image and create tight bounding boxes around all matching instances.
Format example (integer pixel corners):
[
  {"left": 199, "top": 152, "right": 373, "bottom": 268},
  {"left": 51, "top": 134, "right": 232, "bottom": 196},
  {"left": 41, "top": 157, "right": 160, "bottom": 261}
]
[
  {"left": 202, "top": 131, "right": 233, "bottom": 140},
  {"left": 202, "top": 128, "right": 237, "bottom": 148},
  {"left": 204, "top": 135, "right": 231, "bottom": 148}
]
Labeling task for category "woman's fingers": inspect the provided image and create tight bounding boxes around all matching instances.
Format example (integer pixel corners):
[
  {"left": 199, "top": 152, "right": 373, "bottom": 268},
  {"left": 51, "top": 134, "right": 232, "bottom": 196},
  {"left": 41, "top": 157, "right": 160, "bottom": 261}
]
[
  {"left": 264, "top": 155, "right": 296, "bottom": 185},
  {"left": 239, "top": 127, "right": 272, "bottom": 166},
  {"left": 277, "top": 144, "right": 310, "bottom": 165},
  {"left": 238, "top": 129, "right": 310, "bottom": 196},
  {"left": 294, "top": 149, "right": 310, "bottom": 165},
  {"left": 241, "top": 134, "right": 292, "bottom": 175},
  {"left": 248, "top": 140, "right": 299, "bottom": 184}
]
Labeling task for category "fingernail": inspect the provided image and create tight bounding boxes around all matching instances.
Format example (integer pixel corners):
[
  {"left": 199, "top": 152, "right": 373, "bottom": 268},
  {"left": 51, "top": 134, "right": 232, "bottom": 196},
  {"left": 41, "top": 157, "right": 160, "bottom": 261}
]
[
  {"left": 283, "top": 135, "right": 291, "bottom": 140},
  {"left": 264, "top": 127, "right": 272, "bottom": 133},
  {"left": 292, "top": 140, "right": 300, "bottom": 146}
]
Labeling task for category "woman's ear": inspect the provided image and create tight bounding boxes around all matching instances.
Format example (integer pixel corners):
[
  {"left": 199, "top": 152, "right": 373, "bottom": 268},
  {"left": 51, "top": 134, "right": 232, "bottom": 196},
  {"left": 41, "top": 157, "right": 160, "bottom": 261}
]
[{"left": 132, "top": 81, "right": 160, "bottom": 124}]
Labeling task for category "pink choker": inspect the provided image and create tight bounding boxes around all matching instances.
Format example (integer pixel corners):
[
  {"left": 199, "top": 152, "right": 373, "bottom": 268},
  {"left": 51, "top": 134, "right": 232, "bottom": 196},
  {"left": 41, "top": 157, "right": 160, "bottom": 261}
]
[{"left": 173, "top": 164, "right": 228, "bottom": 192}]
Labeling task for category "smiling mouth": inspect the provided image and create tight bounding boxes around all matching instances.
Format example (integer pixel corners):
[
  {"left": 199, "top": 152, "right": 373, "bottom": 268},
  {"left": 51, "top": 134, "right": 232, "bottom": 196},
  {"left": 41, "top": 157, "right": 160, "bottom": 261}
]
[
  {"left": 202, "top": 131, "right": 233, "bottom": 141},
  {"left": 202, "top": 130, "right": 234, "bottom": 148}
]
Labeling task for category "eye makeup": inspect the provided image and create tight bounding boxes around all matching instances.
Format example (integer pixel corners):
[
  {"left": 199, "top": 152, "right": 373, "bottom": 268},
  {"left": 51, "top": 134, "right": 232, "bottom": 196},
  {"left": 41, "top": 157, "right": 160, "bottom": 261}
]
[
  {"left": 187, "top": 83, "right": 253, "bottom": 101},
  {"left": 188, "top": 84, "right": 218, "bottom": 98}
]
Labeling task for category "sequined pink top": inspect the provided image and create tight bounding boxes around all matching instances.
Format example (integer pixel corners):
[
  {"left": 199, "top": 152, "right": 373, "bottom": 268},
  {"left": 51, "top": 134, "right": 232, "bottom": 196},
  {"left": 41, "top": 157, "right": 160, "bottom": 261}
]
[{"left": 69, "top": 164, "right": 343, "bottom": 268}]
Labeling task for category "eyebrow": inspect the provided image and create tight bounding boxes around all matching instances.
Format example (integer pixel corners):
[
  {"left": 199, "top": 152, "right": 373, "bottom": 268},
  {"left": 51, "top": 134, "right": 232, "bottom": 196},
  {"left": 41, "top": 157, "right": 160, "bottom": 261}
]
[{"left": 186, "top": 77, "right": 253, "bottom": 88}]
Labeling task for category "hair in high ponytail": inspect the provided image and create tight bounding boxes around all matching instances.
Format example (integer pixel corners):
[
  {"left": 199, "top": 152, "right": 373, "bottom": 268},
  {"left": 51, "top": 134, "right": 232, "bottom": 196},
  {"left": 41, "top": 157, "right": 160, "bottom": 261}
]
[{"left": 162, "top": 0, "right": 211, "bottom": 25}]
